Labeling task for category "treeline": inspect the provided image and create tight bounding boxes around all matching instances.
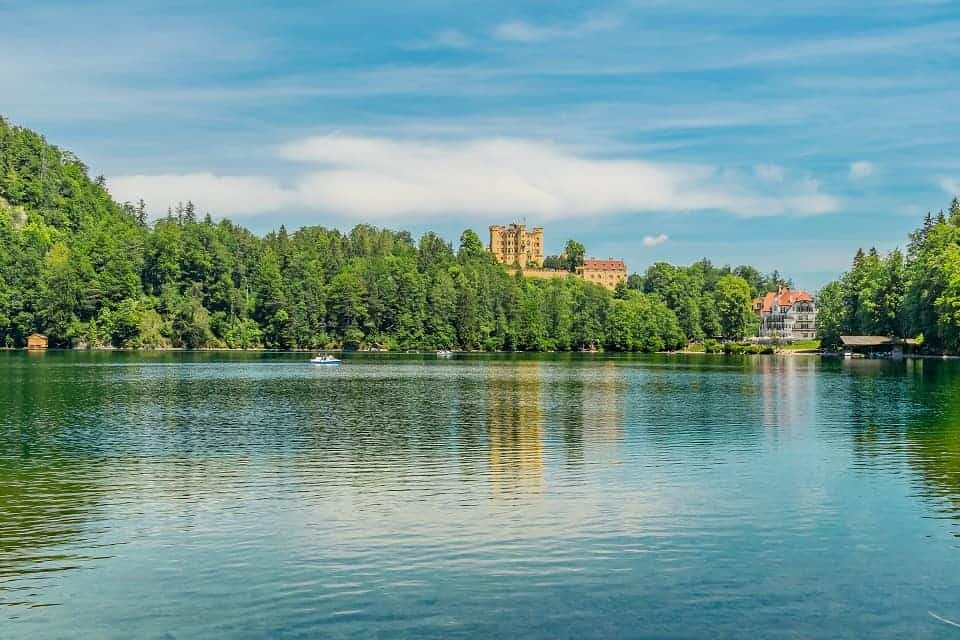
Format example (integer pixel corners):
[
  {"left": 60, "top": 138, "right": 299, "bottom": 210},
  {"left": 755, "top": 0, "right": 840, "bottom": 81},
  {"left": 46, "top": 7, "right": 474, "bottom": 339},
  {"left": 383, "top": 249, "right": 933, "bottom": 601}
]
[
  {"left": 816, "top": 199, "right": 960, "bottom": 352},
  {"left": 632, "top": 261, "right": 791, "bottom": 343},
  {"left": 0, "top": 117, "right": 774, "bottom": 352}
]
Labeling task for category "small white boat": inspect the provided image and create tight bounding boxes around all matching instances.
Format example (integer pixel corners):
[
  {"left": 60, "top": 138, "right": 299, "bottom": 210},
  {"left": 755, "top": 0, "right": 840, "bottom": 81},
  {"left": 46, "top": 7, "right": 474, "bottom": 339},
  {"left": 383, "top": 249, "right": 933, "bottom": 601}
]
[
  {"left": 436, "top": 350, "right": 453, "bottom": 358},
  {"left": 310, "top": 354, "right": 342, "bottom": 365}
]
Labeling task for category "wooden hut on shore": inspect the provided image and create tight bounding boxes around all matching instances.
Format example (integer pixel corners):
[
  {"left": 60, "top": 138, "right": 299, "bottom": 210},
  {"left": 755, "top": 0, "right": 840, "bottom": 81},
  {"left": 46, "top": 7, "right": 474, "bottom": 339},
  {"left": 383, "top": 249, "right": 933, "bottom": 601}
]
[
  {"left": 839, "top": 336, "right": 918, "bottom": 357},
  {"left": 26, "top": 333, "right": 48, "bottom": 350}
]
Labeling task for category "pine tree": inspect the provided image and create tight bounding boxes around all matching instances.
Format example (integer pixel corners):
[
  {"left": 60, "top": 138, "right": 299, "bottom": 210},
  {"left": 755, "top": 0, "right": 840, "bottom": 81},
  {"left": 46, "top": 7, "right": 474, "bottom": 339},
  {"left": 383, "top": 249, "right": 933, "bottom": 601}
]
[{"left": 135, "top": 199, "right": 148, "bottom": 227}]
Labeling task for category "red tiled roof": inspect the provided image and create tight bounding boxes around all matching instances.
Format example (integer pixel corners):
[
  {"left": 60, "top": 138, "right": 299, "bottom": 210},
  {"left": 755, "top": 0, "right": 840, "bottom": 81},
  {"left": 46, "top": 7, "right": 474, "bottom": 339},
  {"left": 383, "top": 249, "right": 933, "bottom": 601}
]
[
  {"left": 582, "top": 259, "right": 626, "bottom": 271},
  {"left": 754, "top": 288, "right": 813, "bottom": 314}
]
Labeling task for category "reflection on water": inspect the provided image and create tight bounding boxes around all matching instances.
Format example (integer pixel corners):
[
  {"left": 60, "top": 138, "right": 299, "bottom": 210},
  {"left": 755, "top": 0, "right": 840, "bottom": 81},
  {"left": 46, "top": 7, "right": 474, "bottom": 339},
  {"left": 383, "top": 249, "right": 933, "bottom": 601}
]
[
  {"left": 487, "top": 363, "right": 544, "bottom": 494},
  {"left": 835, "top": 357, "right": 960, "bottom": 522},
  {"left": 2, "top": 351, "right": 960, "bottom": 638},
  {"left": 0, "top": 460, "right": 105, "bottom": 608},
  {"left": 0, "top": 359, "right": 109, "bottom": 609},
  {"left": 758, "top": 356, "right": 818, "bottom": 430}
]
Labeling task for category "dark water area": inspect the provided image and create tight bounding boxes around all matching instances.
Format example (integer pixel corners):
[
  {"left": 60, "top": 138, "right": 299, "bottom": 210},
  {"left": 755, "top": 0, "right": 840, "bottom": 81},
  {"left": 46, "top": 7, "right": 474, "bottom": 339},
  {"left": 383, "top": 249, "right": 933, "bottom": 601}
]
[{"left": 2, "top": 351, "right": 960, "bottom": 638}]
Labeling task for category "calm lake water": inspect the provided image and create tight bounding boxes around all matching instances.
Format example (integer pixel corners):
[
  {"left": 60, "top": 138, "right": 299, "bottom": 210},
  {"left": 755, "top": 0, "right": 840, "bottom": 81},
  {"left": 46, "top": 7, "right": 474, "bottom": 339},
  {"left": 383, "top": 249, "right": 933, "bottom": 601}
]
[{"left": 2, "top": 352, "right": 960, "bottom": 638}]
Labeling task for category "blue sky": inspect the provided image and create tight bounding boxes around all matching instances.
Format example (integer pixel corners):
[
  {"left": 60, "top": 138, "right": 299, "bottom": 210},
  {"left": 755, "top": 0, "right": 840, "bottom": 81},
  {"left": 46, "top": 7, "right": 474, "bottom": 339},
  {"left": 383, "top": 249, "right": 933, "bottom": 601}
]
[{"left": 4, "top": 0, "right": 960, "bottom": 287}]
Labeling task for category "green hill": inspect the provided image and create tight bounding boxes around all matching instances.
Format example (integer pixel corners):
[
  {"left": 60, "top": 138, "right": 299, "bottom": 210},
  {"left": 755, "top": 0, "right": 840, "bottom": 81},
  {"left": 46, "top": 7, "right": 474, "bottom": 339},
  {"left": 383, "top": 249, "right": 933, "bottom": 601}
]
[{"left": 0, "top": 117, "right": 769, "bottom": 351}]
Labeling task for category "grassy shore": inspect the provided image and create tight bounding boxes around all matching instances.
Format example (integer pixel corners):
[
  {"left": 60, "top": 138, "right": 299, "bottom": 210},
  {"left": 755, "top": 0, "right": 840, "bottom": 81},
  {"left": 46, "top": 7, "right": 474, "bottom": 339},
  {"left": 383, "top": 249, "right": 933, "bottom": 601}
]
[
  {"left": 682, "top": 339, "right": 822, "bottom": 355},
  {"left": 777, "top": 339, "right": 821, "bottom": 352}
]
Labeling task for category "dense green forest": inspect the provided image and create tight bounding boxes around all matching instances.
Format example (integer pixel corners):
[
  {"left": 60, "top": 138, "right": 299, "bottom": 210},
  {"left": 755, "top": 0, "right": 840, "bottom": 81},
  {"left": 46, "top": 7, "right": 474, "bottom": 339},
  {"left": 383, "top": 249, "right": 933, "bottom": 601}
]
[
  {"left": 816, "top": 198, "right": 960, "bottom": 352},
  {"left": 1, "top": 117, "right": 787, "bottom": 351}
]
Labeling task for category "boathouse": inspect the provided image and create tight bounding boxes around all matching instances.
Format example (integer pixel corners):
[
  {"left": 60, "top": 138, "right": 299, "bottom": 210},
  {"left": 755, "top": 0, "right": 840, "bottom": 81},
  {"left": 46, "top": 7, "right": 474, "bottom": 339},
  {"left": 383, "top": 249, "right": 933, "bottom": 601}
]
[
  {"left": 26, "top": 333, "right": 48, "bottom": 350},
  {"left": 839, "top": 335, "right": 918, "bottom": 357}
]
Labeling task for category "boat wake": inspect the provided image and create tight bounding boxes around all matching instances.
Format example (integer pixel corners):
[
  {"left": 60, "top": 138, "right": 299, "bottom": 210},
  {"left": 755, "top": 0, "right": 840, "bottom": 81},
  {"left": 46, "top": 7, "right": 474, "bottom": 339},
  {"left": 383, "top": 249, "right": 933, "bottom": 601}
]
[{"left": 929, "top": 611, "right": 960, "bottom": 629}]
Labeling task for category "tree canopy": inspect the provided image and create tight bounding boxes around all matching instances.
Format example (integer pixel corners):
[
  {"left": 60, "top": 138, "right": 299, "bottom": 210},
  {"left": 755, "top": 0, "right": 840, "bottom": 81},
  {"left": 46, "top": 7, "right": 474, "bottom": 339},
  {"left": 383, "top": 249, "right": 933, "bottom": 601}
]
[{"left": 817, "top": 199, "right": 960, "bottom": 352}]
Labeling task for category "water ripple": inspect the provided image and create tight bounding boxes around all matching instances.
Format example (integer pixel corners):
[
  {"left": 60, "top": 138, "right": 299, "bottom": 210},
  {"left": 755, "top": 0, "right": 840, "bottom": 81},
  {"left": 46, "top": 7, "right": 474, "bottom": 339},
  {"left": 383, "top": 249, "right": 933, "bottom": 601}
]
[{"left": 2, "top": 352, "right": 960, "bottom": 638}]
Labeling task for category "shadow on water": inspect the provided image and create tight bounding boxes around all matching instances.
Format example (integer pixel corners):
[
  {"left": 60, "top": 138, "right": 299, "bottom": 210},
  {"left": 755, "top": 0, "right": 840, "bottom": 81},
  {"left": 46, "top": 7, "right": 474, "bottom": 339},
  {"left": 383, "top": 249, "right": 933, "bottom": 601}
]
[
  {"left": 0, "top": 355, "right": 111, "bottom": 609},
  {"left": 897, "top": 361, "right": 960, "bottom": 524},
  {"left": 821, "top": 357, "right": 960, "bottom": 529}
]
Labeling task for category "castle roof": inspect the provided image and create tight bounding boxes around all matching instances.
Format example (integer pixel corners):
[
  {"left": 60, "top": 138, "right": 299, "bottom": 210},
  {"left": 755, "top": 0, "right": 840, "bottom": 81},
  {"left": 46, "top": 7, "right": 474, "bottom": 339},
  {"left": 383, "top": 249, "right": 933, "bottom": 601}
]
[{"left": 582, "top": 259, "right": 626, "bottom": 271}]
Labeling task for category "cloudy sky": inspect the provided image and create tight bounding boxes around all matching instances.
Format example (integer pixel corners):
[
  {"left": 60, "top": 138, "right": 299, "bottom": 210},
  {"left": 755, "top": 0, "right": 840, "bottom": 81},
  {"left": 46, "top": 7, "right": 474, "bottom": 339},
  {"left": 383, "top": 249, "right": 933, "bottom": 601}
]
[{"left": 4, "top": 1, "right": 960, "bottom": 287}]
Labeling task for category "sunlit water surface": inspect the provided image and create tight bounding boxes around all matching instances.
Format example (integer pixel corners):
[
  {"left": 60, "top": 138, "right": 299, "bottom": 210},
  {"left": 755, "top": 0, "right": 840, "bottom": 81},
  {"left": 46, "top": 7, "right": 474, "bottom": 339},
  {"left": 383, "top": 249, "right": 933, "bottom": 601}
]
[{"left": 3, "top": 352, "right": 960, "bottom": 638}]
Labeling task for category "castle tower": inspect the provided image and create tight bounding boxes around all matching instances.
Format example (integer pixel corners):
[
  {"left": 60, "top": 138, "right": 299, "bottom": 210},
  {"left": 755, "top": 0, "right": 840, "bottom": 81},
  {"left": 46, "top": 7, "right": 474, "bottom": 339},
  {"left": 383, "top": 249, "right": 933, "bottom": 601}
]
[{"left": 488, "top": 223, "right": 544, "bottom": 267}]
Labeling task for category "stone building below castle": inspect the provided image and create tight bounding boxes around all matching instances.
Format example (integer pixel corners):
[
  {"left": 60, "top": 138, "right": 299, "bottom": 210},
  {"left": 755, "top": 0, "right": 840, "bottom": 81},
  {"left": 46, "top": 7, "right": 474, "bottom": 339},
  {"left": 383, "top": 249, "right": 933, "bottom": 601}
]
[{"left": 577, "top": 259, "right": 628, "bottom": 291}]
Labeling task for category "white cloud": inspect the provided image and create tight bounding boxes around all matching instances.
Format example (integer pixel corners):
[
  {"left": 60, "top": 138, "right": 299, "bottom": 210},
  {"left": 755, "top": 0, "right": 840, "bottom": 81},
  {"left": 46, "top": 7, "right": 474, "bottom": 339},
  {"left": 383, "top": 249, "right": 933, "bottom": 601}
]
[
  {"left": 735, "top": 22, "right": 960, "bottom": 68},
  {"left": 940, "top": 177, "right": 960, "bottom": 196},
  {"left": 493, "top": 15, "right": 621, "bottom": 43},
  {"left": 642, "top": 234, "right": 669, "bottom": 247},
  {"left": 406, "top": 29, "right": 473, "bottom": 50},
  {"left": 110, "top": 135, "right": 841, "bottom": 221},
  {"left": 849, "top": 161, "right": 876, "bottom": 179},
  {"left": 755, "top": 163, "right": 785, "bottom": 183}
]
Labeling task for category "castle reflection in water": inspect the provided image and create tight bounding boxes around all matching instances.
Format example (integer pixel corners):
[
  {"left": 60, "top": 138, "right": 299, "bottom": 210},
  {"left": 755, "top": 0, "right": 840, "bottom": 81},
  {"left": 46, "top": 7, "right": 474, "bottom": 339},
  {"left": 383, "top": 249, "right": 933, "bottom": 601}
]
[
  {"left": 486, "top": 362, "right": 545, "bottom": 494},
  {"left": 484, "top": 360, "right": 626, "bottom": 494}
]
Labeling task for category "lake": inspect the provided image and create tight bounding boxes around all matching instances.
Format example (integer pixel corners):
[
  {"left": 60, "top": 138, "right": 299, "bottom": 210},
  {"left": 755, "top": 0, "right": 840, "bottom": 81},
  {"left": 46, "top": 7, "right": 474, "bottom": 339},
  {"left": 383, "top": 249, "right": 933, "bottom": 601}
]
[{"left": 2, "top": 351, "right": 960, "bottom": 638}]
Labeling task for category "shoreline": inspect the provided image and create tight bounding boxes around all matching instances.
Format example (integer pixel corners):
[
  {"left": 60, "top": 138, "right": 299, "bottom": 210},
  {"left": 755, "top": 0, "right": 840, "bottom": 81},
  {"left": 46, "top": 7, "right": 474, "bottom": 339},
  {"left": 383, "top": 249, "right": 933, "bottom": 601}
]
[{"left": 6, "top": 347, "right": 957, "bottom": 359}]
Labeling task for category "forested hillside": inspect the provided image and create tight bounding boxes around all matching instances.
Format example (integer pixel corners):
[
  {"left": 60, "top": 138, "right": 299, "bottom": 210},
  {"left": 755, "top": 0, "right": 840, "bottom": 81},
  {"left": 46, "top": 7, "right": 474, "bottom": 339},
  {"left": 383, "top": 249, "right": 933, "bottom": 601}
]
[
  {"left": 0, "top": 117, "right": 775, "bottom": 351},
  {"left": 816, "top": 199, "right": 960, "bottom": 352}
]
